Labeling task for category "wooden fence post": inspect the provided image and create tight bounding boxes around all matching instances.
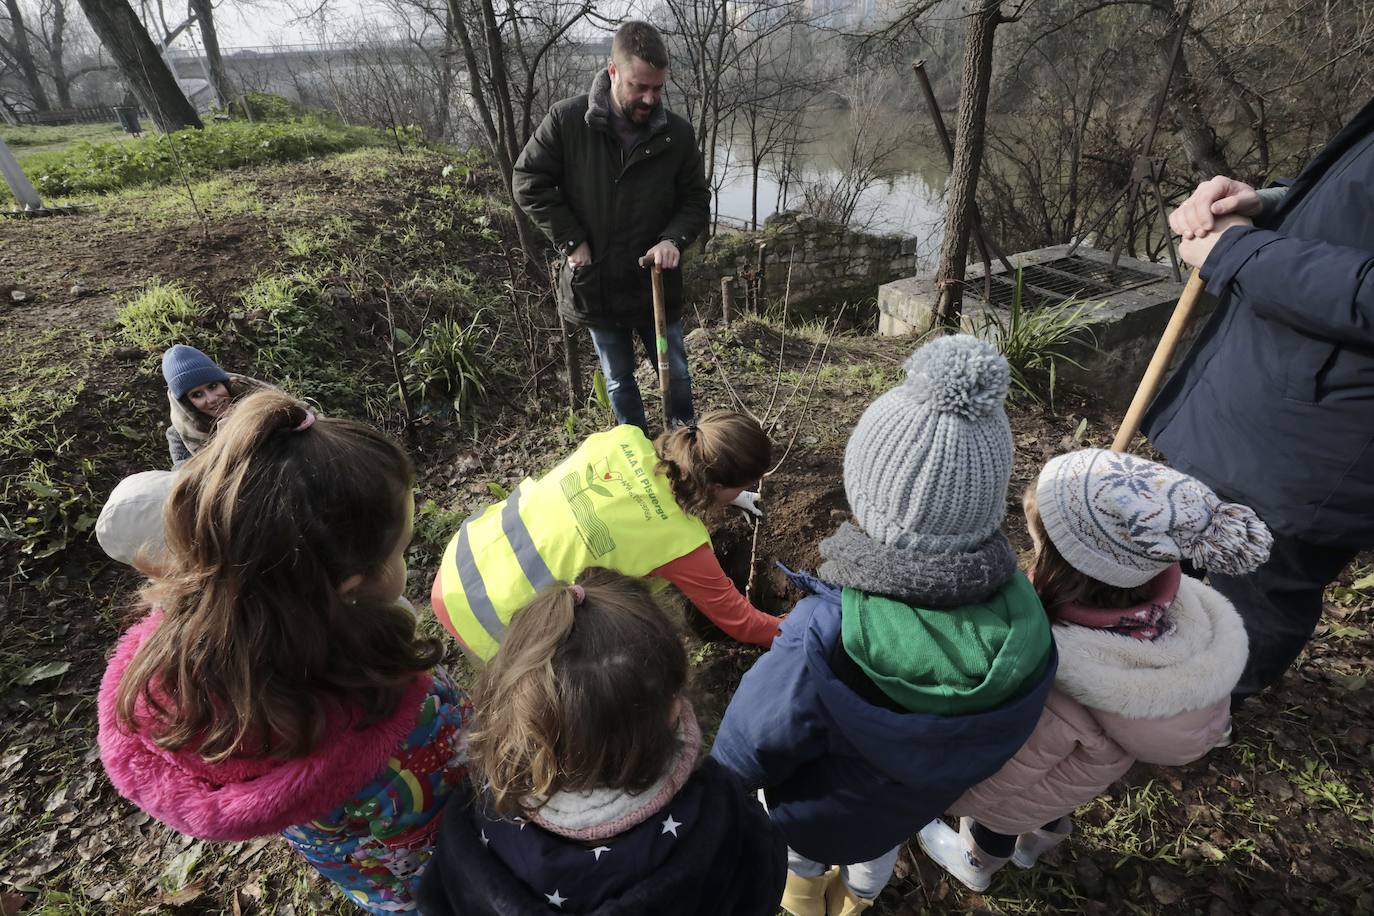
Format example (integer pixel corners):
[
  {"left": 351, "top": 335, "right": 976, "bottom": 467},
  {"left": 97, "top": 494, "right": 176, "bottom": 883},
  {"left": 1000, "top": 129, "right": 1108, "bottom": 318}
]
[
  {"left": 755, "top": 242, "right": 769, "bottom": 314},
  {"left": 720, "top": 276, "right": 736, "bottom": 323}
]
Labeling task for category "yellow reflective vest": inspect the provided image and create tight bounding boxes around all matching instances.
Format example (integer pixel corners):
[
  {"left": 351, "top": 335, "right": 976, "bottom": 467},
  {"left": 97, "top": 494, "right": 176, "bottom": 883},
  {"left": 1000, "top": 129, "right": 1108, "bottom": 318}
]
[{"left": 432, "top": 425, "right": 711, "bottom": 661}]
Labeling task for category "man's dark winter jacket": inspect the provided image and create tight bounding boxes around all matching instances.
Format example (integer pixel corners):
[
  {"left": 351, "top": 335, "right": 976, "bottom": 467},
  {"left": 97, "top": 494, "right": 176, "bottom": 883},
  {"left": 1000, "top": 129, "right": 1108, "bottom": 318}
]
[
  {"left": 513, "top": 70, "right": 710, "bottom": 329},
  {"left": 710, "top": 577, "right": 1056, "bottom": 866},
  {"left": 1143, "top": 95, "right": 1374, "bottom": 547}
]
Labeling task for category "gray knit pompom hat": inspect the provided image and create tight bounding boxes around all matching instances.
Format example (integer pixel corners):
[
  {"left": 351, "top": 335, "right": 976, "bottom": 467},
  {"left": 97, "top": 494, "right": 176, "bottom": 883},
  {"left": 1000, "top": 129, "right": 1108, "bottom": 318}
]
[
  {"left": 843, "top": 334, "right": 1013, "bottom": 553},
  {"left": 1036, "top": 449, "right": 1274, "bottom": 587}
]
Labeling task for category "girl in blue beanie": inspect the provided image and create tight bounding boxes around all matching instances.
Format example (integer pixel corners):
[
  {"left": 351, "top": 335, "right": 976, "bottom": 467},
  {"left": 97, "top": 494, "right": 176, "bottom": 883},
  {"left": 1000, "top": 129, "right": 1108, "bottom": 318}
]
[{"left": 160, "top": 345, "right": 273, "bottom": 468}]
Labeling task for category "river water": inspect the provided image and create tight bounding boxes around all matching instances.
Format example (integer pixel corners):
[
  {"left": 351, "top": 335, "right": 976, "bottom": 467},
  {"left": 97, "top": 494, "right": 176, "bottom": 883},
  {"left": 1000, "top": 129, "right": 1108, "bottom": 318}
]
[{"left": 710, "top": 109, "right": 951, "bottom": 264}]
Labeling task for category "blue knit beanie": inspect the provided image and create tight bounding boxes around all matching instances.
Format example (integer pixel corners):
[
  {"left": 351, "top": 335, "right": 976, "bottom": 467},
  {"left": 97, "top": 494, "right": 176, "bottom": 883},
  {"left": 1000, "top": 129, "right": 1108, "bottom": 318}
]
[
  {"left": 843, "top": 334, "right": 1013, "bottom": 553},
  {"left": 161, "top": 345, "right": 229, "bottom": 399}
]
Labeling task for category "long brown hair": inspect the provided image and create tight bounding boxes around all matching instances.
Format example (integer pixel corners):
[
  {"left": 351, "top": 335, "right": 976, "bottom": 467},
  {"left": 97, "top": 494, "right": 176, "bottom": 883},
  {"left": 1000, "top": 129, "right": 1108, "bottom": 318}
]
[
  {"left": 467, "top": 568, "right": 687, "bottom": 819},
  {"left": 117, "top": 390, "right": 441, "bottom": 762},
  {"left": 1024, "top": 482, "right": 1154, "bottom": 617},
  {"left": 655, "top": 410, "right": 771, "bottom": 517}
]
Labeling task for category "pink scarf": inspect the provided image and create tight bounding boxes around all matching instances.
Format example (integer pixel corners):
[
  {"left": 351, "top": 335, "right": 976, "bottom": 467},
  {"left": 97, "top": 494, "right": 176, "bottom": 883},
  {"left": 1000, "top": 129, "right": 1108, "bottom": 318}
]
[{"left": 1054, "top": 564, "right": 1181, "bottom": 641}]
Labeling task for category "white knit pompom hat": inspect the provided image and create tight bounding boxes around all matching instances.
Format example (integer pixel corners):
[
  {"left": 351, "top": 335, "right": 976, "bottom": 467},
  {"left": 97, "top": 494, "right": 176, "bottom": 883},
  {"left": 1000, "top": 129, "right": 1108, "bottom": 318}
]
[{"left": 1036, "top": 448, "right": 1273, "bottom": 587}]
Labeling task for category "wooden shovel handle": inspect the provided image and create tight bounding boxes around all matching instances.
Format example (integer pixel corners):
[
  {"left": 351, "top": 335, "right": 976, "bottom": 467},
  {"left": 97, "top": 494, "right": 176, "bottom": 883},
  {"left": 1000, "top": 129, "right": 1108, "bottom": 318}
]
[
  {"left": 1112, "top": 269, "right": 1206, "bottom": 452},
  {"left": 638, "top": 257, "right": 671, "bottom": 430}
]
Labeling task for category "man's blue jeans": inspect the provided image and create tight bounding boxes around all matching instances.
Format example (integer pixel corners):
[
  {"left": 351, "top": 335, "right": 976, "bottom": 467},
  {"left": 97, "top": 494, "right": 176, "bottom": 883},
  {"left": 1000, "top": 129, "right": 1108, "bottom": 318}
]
[{"left": 588, "top": 320, "right": 693, "bottom": 433}]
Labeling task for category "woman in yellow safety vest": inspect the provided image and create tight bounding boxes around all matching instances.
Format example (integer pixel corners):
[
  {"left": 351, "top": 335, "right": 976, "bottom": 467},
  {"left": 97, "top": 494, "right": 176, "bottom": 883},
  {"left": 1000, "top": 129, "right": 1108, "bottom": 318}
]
[{"left": 430, "top": 411, "right": 784, "bottom": 661}]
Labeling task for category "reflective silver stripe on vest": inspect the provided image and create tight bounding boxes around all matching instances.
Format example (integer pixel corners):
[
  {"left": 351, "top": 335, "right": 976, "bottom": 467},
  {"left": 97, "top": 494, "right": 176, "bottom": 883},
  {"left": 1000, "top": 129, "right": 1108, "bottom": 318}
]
[
  {"left": 455, "top": 512, "right": 505, "bottom": 642},
  {"left": 503, "top": 485, "right": 557, "bottom": 593}
]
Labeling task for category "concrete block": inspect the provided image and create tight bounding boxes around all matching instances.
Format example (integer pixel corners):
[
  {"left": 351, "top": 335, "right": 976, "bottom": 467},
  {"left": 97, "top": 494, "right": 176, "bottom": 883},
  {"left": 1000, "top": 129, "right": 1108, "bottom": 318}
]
[{"left": 877, "top": 245, "right": 1205, "bottom": 407}]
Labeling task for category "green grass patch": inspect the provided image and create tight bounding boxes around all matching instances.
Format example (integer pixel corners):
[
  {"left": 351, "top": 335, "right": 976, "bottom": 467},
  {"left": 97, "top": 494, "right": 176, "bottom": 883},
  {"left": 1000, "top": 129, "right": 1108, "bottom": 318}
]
[
  {"left": 0, "top": 330, "right": 104, "bottom": 581},
  {"left": 8, "top": 117, "right": 388, "bottom": 202},
  {"left": 115, "top": 279, "right": 205, "bottom": 353},
  {"left": 96, "top": 175, "right": 268, "bottom": 227},
  {"left": 282, "top": 216, "right": 359, "bottom": 261},
  {"left": 404, "top": 311, "right": 495, "bottom": 423},
  {"left": 0, "top": 330, "right": 87, "bottom": 459},
  {"left": 236, "top": 268, "right": 391, "bottom": 416},
  {"left": 1, "top": 122, "right": 127, "bottom": 151}
]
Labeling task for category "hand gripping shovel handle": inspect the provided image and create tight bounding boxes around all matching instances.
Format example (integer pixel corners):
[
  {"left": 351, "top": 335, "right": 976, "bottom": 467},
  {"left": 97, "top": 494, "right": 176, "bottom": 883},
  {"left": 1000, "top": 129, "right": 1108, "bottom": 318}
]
[
  {"left": 1112, "top": 268, "right": 1206, "bottom": 452},
  {"left": 639, "top": 255, "right": 672, "bottom": 430}
]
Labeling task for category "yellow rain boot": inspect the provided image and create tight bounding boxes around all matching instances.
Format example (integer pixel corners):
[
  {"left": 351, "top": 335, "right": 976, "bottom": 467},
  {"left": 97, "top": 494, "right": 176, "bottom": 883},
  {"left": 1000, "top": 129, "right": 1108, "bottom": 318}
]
[
  {"left": 824, "top": 877, "right": 875, "bottom": 915},
  {"left": 781, "top": 866, "right": 837, "bottom": 916}
]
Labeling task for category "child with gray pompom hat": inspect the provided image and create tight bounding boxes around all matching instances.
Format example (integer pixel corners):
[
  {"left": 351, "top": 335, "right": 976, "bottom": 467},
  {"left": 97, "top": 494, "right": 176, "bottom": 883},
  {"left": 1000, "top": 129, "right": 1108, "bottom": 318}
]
[
  {"left": 920, "top": 448, "right": 1268, "bottom": 893},
  {"left": 711, "top": 335, "right": 1057, "bottom": 915}
]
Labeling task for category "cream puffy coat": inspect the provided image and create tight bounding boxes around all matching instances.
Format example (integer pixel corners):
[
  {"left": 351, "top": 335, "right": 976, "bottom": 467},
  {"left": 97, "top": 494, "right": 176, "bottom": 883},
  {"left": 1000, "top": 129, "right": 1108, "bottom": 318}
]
[{"left": 950, "top": 575, "right": 1247, "bottom": 835}]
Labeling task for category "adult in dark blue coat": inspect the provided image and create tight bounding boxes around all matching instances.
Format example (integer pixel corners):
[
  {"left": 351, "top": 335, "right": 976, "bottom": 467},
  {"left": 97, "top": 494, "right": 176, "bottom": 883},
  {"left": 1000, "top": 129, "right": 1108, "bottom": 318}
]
[
  {"left": 1143, "top": 95, "right": 1374, "bottom": 704},
  {"left": 712, "top": 336, "right": 1056, "bottom": 915}
]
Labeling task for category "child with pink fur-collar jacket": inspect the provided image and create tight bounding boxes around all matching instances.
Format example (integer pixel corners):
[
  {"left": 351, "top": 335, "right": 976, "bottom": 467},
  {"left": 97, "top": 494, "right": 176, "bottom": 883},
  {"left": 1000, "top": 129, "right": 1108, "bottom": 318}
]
[
  {"left": 919, "top": 449, "right": 1270, "bottom": 892},
  {"left": 98, "top": 390, "right": 470, "bottom": 914}
]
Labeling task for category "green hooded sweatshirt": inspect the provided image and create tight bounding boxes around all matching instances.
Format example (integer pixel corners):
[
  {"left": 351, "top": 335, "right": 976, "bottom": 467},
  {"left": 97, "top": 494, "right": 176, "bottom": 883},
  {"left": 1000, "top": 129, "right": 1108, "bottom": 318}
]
[{"left": 840, "top": 571, "right": 1052, "bottom": 716}]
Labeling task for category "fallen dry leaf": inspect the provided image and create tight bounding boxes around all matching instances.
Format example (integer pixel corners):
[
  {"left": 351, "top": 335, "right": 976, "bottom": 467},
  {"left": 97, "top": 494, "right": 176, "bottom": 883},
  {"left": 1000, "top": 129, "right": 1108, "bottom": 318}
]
[
  {"left": 161, "top": 880, "right": 206, "bottom": 907},
  {"left": 0, "top": 890, "right": 28, "bottom": 916}
]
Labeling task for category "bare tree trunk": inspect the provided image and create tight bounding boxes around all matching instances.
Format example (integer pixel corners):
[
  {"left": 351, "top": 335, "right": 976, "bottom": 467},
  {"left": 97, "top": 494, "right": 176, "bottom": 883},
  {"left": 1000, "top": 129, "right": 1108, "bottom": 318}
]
[
  {"left": 49, "top": 0, "right": 73, "bottom": 108},
  {"left": 187, "top": 0, "right": 232, "bottom": 107},
  {"left": 478, "top": 0, "right": 519, "bottom": 169},
  {"left": 4, "top": 0, "right": 53, "bottom": 110},
  {"left": 930, "top": 0, "right": 1002, "bottom": 331},
  {"left": 75, "top": 0, "right": 201, "bottom": 131},
  {"left": 1157, "top": 4, "right": 1229, "bottom": 178},
  {"left": 445, "top": 0, "right": 539, "bottom": 272},
  {"left": 436, "top": 7, "right": 454, "bottom": 139}
]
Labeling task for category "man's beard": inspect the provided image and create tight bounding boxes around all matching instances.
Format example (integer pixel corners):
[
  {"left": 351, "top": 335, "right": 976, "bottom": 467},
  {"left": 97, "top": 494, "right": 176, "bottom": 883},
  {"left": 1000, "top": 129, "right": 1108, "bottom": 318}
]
[{"left": 616, "top": 91, "right": 656, "bottom": 124}]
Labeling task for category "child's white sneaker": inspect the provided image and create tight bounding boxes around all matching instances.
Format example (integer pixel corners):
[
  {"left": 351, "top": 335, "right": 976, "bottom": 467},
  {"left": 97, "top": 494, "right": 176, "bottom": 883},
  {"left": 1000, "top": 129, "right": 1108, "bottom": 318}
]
[
  {"left": 917, "top": 818, "right": 1009, "bottom": 892},
  {"left": 1011, "top": 818, "right": 1073, "bottom": 869}
]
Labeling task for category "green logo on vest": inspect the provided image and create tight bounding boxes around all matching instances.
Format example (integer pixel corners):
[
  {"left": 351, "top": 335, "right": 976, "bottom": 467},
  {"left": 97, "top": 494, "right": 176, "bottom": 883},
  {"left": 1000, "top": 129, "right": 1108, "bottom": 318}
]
[{"left": 559, "top": 462, "right": 619, "bottom": 557}]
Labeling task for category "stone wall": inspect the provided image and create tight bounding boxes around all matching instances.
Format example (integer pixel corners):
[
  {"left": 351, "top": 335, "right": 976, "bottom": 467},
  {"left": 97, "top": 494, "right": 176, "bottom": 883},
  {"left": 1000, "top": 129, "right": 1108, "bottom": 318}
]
[{"left": 686, "top": 212, "right": 919, "bottom": 321}]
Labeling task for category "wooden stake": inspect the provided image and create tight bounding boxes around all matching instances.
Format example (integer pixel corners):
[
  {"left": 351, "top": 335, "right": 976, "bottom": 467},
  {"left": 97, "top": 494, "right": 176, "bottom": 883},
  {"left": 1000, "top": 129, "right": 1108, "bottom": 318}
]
[{"left": 721, "top": 275, "right": 736, "bottom": 323}]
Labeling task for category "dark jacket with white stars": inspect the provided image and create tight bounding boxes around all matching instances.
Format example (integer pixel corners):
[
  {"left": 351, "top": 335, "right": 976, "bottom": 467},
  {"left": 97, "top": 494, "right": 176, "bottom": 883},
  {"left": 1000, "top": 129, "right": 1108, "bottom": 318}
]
[{"left": 417, "top": 759, "right": 785, "bottom": 915}]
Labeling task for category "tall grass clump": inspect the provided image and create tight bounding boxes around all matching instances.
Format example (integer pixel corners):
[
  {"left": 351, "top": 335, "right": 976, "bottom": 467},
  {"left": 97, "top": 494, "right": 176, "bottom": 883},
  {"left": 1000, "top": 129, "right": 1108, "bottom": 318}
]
[{"left": 978, "top": 268, "right": 1100, "bottom": 407}]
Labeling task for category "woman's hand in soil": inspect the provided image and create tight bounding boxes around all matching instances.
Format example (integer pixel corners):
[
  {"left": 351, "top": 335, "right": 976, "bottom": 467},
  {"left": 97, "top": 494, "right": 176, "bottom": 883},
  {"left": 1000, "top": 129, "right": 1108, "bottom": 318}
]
[{"left": 730, "top": 490, "right": 764, "bottom": 518}]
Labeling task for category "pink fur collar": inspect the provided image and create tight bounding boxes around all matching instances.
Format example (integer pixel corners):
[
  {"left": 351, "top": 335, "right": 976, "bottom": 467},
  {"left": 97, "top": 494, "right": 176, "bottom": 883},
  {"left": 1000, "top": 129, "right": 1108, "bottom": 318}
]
[
  {"left": 528, "top": 702, "right": 702, "bottom": 841},
  {"left": 97, "top": 611, "right": 432, "bottom": 841}
]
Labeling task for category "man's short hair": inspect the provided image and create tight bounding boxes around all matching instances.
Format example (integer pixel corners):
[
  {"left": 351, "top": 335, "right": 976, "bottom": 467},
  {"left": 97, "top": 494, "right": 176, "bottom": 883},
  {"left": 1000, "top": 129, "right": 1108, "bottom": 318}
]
[{"left": 612, "top": 21, "right": 668, "bottom": 70}]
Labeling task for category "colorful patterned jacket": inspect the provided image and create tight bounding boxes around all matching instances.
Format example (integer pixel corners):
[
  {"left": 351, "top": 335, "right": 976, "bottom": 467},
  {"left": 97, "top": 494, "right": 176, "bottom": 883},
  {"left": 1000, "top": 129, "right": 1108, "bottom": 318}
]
[{"left": 98, "top": 610, "right": 473, "bottom": 914}]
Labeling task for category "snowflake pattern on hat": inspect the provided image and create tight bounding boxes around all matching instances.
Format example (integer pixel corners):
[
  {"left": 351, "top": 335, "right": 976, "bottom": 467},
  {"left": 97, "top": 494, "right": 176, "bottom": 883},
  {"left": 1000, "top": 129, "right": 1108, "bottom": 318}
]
[{"left": 1037, "top": 449, "right": 1272, "bottom": 589}]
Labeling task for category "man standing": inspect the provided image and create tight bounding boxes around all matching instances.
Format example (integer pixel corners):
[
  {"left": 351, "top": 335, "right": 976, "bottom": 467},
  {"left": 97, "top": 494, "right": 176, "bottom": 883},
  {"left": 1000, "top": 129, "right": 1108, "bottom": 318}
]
[
  {"left": 1144, "top": 95, "right": 1374, "bottom": 706},
  {"left": 514, "top": 21, "right": 710, "bottom": 432}
]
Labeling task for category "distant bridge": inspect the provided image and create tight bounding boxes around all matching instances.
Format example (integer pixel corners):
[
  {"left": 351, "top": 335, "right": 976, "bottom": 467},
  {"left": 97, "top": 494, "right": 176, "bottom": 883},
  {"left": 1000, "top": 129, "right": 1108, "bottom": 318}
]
[{"left": 166, "top": 37, "right": 613, "bottom": 92}]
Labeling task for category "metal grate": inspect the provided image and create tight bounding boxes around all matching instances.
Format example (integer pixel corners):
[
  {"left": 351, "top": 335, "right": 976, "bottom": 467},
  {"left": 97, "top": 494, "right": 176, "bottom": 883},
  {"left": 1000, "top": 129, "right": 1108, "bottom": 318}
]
[{"left": 977, "top": 255, "right": 1165, "bottom": 309}]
